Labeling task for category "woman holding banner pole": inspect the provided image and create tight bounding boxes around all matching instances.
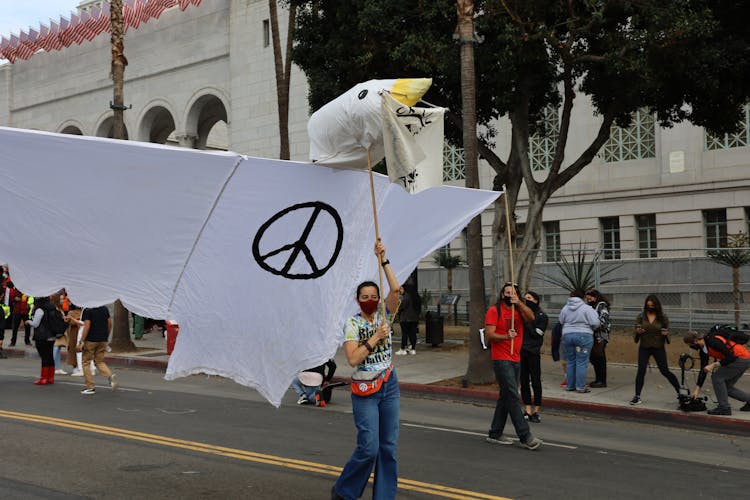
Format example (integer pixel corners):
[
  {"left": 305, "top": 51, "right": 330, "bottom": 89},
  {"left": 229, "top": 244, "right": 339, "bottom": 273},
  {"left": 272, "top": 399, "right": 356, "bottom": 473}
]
[{"left": 332, "top": 239, "right": 401, "bottom": 500}]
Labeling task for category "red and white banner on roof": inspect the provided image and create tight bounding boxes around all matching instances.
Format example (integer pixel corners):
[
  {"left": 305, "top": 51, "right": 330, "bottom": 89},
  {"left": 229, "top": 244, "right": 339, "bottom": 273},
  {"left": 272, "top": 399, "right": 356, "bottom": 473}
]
[{"left": 0, "top": 0, "right": 202, "bottom": 63}]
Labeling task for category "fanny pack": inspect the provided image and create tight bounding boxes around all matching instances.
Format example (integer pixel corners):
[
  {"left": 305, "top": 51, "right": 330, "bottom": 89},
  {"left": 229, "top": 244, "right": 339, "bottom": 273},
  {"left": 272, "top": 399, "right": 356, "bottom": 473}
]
[{"left": 350, "top": 366, "right": 392, "bottom": 397}]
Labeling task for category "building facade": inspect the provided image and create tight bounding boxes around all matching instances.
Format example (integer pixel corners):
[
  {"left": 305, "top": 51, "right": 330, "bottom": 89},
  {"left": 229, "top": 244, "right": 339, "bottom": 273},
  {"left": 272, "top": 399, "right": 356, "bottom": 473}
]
[{"left": 1, "top": 0, "right": 748, "bottom": 324}]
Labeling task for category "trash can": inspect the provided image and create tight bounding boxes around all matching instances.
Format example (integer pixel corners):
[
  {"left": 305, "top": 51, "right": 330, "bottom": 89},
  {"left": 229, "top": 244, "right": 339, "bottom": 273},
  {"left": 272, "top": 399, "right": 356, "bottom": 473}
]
[
  {"left": 165, "top": 320, "right": 179, "bottom": 355},
  {"left": 425, "top": 311, "right": 444, "bottom": 347}
]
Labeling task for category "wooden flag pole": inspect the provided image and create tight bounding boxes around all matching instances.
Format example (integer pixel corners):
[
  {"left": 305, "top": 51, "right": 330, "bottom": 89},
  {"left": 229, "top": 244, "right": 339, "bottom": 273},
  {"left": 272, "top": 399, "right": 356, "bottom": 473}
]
[
  {"left": 367, "top": 149, "right": 388, "bottom": 322},
  {"left": 502, "top": 187, "right": 516, "bottom": 355}
]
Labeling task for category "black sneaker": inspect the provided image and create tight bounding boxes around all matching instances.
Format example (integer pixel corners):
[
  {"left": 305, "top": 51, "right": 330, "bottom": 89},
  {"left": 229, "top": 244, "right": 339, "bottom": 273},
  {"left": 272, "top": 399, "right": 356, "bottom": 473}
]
[
  {"left": 590, "top": 381, "right": 607, "bottom": 388},
  {"left": 740, "top": 403, "right": 750, "bottom": 412},
  {"left": 530, "top": 413, "right": 541, "bottom": 424},
  {"left": 707, "top": 406, "right": 732, "bottom": 416},
  {"left": 523, "top": 412, "right": 530, "bottom": 421},
  {"left": 629, "top": 396, "right": 642, "bottom": 405}
]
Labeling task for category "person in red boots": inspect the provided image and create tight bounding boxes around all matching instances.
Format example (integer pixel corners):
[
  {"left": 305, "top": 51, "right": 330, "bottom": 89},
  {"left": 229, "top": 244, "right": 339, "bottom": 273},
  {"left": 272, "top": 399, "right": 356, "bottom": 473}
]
[{"left": 25, "top": 295, "right": 58, "bottom": 385}]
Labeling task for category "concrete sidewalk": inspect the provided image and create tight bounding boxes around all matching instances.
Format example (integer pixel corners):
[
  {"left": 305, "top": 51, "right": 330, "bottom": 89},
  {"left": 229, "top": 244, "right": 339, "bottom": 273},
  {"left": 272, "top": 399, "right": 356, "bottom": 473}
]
[{"left": 4, "top": 332, "right": 750, "bottom": 435}]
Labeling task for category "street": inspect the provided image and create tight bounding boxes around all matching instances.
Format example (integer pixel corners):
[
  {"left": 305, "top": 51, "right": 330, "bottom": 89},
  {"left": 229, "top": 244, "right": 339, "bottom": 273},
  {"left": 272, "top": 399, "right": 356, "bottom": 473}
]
[{"left": 1, "top": 359, "right": 749, "bottom": 499}]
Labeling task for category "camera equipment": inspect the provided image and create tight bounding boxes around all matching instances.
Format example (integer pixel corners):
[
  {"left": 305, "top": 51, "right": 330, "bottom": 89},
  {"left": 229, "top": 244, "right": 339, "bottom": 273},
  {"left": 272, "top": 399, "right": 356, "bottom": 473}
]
[{"left": 677, "top": 353, "right": 708, "bottom": 412}]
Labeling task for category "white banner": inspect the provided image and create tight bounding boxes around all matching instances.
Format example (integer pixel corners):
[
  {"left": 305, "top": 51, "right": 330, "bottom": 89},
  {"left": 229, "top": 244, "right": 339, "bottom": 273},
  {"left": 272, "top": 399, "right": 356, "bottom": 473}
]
[
  {"left": 0, "top": 127, "right": 499, "bottom": 406},
  {"left": 381, "top": 92, "right": 446, "bottom": 193}
]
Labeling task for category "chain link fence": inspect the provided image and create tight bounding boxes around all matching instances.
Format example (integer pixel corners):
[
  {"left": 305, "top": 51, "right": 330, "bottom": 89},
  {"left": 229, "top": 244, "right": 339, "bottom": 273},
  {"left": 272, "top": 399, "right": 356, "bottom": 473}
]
[{"left": 419, "top": 247, "right": 750, "bottom": 332}]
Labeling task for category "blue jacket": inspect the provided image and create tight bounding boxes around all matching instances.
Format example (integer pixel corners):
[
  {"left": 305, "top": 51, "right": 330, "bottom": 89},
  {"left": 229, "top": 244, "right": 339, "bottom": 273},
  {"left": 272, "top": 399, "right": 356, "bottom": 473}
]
[{"left": 559, "top": 297, "right": 600, "bottom": 336}]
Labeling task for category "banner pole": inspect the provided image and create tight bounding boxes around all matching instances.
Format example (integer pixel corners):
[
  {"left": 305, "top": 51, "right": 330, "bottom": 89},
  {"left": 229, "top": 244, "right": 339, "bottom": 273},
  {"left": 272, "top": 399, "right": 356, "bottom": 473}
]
[
  {"left": 503, "top": 187, "right": 516, "bottom": 355},
  {"left": 368, "top": 149, "right": 388, "bottom": 322}
]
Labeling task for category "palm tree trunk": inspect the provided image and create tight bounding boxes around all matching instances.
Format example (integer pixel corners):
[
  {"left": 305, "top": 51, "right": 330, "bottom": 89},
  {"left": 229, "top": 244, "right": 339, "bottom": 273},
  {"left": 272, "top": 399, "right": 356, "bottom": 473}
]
[
  {"left": 269, "top": 1, "right": 296, "bottom": 160},
  {"left": 109, "top": 0, "right": 135, "bottom": 352},
  {"left": 457, "top": 0, "right": 492, "bottom": 385}
]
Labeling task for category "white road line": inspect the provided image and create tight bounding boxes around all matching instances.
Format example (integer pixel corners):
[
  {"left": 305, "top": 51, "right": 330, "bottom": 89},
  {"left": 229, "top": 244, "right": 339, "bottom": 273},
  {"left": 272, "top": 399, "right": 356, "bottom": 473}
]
[
  {"left": 402, "top": 423, "right": 578, "bottom": 449},
  {"left": 56, "top": 381, "right": 141, "bottom": 392}
]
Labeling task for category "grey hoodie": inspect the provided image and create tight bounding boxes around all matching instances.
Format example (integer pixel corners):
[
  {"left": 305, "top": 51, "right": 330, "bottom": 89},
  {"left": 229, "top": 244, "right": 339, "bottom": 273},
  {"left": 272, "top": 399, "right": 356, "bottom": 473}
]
[{"left": 559, "top": 297, "right": 600, "bottom": 335}]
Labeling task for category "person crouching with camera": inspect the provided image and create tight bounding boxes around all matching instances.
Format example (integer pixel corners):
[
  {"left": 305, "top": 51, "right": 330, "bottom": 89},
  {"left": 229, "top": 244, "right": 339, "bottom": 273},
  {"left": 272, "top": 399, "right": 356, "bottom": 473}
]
[{"left": 683, "top": 331, "right": 750, "bottom": 415}]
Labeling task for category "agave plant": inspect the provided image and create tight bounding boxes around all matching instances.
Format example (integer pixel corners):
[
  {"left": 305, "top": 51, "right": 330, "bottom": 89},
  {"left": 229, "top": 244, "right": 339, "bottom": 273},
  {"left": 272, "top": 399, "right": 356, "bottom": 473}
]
[
  {"left": 707, "top": 232, "right": 750, "bottom": 327},
  {"left": 536, "top": 243, "right": 624, "bottom": 292}
]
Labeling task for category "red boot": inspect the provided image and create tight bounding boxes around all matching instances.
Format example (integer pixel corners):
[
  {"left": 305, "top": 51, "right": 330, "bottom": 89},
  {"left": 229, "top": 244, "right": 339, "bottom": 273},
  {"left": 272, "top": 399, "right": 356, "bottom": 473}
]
[
  {"left": 33, "top": 366, "right": 49, "bottom": 385},
  {"left": 46, "top": 366, "right": 55, "bottom": 385}
]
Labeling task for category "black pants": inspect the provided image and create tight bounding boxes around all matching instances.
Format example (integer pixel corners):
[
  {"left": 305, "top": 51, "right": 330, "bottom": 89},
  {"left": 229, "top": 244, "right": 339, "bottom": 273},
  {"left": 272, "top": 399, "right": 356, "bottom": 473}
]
[
  {"left": 590, "top": 342, "right": 607, "bottom": 383},
  {"left": 400, "top": 321, "right": 418, "bottom": 350},
  {"left": 520, "top": 350, "right": 542, "bottom": 407},
  {"left": 11, "top": 313, "right": 30, "bottom": 344},
  {"left": 635, "top": 346, "right": 680, "bottom": 396},
  {"left": 35, "top": 339, "right": 54, "bottom": 367}
]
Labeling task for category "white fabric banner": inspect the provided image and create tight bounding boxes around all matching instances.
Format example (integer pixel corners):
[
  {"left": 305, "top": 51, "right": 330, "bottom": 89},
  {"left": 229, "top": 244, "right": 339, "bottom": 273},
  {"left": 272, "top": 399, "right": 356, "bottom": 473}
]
[
  {"left": 381, "top": 92, "right": 446, "bottom": 193},
  {"left": 0, "top": 127, "right": 499, "bottom": 406}
]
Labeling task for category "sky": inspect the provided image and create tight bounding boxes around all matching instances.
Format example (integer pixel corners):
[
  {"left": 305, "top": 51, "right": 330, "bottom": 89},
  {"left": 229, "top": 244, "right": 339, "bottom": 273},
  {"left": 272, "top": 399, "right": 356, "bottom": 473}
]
[{"left": 0, "top": 1, "right": 81, "bottom": 38}]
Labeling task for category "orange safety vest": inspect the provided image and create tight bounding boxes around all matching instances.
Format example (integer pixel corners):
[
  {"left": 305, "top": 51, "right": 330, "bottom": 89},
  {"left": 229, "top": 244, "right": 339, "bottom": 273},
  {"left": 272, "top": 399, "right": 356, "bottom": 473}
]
[{"left": 708, "top": 335, "right": 750, "bottom": 360}]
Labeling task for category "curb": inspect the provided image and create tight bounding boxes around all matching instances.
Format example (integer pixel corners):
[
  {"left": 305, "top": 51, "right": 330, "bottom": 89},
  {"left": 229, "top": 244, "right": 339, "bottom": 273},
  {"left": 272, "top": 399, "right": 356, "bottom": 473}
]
[{"left": 398, "top": 382, "right": 750, "bottom": 436}]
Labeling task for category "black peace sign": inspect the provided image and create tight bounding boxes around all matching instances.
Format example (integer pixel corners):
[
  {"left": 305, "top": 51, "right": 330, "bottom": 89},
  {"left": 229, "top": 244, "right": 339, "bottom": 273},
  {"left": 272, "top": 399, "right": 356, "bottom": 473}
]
[{"left": 251, "top": 201, "right": 344, "bottom": 279}]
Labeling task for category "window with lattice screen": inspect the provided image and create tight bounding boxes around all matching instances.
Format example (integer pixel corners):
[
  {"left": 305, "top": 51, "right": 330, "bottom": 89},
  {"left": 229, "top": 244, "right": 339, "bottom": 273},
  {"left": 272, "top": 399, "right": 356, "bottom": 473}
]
[
  {"left": 602, "top": 109, "right": 656, "bottom": 162},
  {"left": 706, "top": 104, "right": 750, "bottom": 150}
]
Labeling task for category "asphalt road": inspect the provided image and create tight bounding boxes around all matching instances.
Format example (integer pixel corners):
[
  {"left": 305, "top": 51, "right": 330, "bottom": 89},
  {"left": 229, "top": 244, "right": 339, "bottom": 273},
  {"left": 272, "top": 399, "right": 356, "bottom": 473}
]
[{"left": 1, "top": 359, "right": 749, "bottom": 499}]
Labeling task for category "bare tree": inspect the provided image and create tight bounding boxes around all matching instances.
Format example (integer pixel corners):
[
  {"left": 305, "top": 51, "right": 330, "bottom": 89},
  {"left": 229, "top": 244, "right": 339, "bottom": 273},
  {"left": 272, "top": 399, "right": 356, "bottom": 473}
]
[
  {"left": 109, "top": 0, "right": 135, "bottom": 352},
  {"left": 269, "top": 1, "right": 297, "bottom": 160}
]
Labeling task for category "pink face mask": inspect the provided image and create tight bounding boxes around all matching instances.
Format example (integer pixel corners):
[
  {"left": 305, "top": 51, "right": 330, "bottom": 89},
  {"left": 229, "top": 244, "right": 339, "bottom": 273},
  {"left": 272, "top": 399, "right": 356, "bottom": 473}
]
[{"left": 358, "top": 299, "right": 379, "bottom": 315}]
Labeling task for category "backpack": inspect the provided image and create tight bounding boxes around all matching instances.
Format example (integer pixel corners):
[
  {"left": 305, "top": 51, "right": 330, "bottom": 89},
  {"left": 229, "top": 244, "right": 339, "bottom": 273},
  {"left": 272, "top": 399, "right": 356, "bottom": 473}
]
[
  {"left": 44, "top": 306, "right": 68, "bottom": 338},
  {"left": 707, "top": 324, "right": 749, "bottom": 346}
]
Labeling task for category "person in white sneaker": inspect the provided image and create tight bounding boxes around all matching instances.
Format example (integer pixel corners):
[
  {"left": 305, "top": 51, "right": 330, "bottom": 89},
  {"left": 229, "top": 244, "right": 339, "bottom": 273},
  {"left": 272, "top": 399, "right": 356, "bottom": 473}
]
[
  {"left": 396, "top": 284, "right": 421, "bottom": 356},
  {"left": 76, "top": 305, "right": 118, "bottom": 395},
  {"left": 65, "top": 305, "right": 93, "bottom": 377}
]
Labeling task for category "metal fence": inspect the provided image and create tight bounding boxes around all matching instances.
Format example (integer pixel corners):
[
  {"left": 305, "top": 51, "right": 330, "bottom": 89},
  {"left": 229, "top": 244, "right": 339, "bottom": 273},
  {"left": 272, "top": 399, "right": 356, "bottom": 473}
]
[{"left": 418, "top": 247, "right": 750, "bottom": 332}]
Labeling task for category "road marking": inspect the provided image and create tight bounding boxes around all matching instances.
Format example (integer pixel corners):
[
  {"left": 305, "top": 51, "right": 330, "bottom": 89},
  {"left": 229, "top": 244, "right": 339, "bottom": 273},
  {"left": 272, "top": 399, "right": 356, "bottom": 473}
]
[
  {"left": 55, "top": 381, "right": 141, "bottom": 392},
  {"left": 0, "top": 410, "right": 510, "bottom": 500},
  {"left": 402, "top": 423, "right": 578, "bottom": 450}
]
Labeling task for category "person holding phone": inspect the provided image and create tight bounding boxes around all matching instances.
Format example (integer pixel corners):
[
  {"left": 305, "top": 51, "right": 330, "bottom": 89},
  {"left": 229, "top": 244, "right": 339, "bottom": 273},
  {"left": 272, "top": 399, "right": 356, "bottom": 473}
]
[{"left": 630, "top": 294, "right": 681, "bottom": 405}]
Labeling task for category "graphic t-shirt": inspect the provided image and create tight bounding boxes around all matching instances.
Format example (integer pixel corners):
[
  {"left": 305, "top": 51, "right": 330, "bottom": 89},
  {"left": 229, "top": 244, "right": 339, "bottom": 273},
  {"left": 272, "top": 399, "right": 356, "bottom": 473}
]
[{"left": 343, "top": 310, "right": 392, "bottom": 372}]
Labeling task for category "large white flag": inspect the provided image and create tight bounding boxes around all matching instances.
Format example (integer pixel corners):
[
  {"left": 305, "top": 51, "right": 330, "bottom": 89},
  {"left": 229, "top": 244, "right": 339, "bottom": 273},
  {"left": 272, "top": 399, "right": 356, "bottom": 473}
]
[
  {"left": 0, "top": 127, "right": 499, "bottom": 406},
  {"left": 381, "top": 92, "right": 446, "bottom": 193}
]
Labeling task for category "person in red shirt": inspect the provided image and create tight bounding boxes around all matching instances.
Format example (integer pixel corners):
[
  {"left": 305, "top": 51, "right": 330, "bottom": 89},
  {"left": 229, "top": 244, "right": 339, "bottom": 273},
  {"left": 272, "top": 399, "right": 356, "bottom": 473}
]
[{"left": 484, "top": 282, "right": 542, "bottom": 450}]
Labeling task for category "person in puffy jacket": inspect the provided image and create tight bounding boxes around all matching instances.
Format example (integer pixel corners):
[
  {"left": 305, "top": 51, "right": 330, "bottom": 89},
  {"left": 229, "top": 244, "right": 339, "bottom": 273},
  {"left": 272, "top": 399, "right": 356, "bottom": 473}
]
[{"left": 559, "top": 289, "right": 600, "bottom": 393}]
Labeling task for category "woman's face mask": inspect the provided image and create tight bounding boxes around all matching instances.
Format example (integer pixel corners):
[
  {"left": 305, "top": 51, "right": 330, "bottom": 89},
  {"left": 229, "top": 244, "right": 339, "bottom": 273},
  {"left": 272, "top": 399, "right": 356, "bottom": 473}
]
[{"left": 358, "top": 299, "right": 379, "bottom": 315}]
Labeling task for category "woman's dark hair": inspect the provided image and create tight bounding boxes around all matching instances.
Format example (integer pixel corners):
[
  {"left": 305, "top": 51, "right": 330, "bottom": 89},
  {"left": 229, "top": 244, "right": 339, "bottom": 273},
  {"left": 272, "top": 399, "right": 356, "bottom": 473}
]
[
  {"left": 570, "top": 288, "right": 585, "bottom": 298},
  {"left": 643, "top": 294, "right": 666, "bottom": 324},
  {"left": 356, "top": 281, "right": 379, "bottom": 298},
  {"left": 34, "top": 296, "right": 50, "bottom": 306},
  {"left": 526, "top": 290, "right": 540, "bottom": 304},
  {"left": 402, "top": 283, "right": 421, "bottom": 311},
  {"left": 585, "top": 289, "right": 610, "bottom": 306}
]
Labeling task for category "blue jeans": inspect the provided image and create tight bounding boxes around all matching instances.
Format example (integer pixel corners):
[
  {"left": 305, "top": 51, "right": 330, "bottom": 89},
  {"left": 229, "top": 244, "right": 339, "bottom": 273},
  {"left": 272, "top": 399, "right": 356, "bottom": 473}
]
[
  {"left": 53, "top": 345, "right": 64, "bottom": 370},
  {"left": 489, "top": 360, "right": 531, "bottom": 442},
  {"left": 563, "top": 333, "right": 594, "bottom": 390},
  {"left": 335, "top": 370, "right": 400, "bottom": 500},
  {"left": 290, "top": 377, "right": 318, "bottom": 404}
]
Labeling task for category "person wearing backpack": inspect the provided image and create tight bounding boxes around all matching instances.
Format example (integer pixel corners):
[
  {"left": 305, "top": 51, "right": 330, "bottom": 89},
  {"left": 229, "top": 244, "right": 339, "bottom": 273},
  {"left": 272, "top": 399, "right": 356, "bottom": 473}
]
[
  {"left": 683, "top": 328, "right": 750, "bottom": 415},
  {"left": 24, "top": 295, "right": 58, "bottom": 385}
]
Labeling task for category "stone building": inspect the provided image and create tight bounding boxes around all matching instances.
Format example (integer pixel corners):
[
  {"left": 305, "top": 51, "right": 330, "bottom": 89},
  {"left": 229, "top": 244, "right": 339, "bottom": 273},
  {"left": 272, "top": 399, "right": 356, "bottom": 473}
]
[{"left": 1, "top": 0, "right": 748, "bottom": 323}]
